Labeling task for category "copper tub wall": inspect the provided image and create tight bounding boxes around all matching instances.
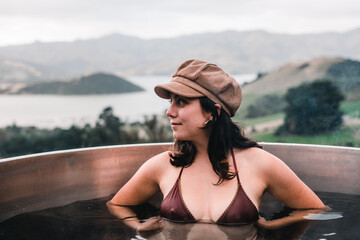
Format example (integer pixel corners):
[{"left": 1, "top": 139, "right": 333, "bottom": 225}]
[{"left": 0, "top": 143, "right": 359, "bottom": 222}]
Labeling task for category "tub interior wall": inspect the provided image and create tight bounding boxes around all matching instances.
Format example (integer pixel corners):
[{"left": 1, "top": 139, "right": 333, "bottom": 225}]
[{"left": 0, "top": 143, "right": 359, "bottom": 222}]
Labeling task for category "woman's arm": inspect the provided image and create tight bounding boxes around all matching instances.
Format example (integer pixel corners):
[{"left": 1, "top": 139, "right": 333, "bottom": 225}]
[
  {"left": 255, "top": 149, "right": 325, "bottom": 229},
  {"left": 107, "top": 152, "right": 169, "bottom": 232},
  {"left": 256, "top": 209, "right": 322, "bottom": 229},
  {"left": 262, "top": 150, "right": 324, "bottom": 209}
]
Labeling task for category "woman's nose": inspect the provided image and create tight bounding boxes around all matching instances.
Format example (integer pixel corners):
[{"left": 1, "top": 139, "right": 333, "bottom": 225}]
[{"left": 166, "top": 103, "right": 176, "bottom": 118}]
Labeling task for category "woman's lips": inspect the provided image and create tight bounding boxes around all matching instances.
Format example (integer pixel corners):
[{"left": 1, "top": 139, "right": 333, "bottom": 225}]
[{"left": 171, "top": 122, "right": 181, "bottom": 128}]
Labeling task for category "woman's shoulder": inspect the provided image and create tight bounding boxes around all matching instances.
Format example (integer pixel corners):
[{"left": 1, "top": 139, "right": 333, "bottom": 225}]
[
  {"left": 235, "top": 146, "right": 271, "bottom": 159},
  {"left": 142, "top": 151, "right": 173, "bottom": 172},
  {"left": 133, "top": 151, "right": 173, "bottom": 183},
  {"left": 234, "top": 147, "right": 284, "bottom": 170},
  {"left": 145, "top": 150, "right": 171, "bottom": 164}
]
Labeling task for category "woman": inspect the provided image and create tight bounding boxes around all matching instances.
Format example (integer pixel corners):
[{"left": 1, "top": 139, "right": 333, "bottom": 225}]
[{"left": 107, "top": 59, "right": 325, "bottom": 235}]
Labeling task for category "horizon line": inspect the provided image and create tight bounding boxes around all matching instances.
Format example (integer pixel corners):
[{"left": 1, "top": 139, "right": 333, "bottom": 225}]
[{"left": 1, "top": 26, "right": 359, "bottom": 48}]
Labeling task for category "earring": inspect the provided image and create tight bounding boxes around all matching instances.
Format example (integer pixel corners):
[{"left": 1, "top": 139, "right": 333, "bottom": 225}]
[{"left": 205, "top": 119, "right": 211, "bottom": 126}]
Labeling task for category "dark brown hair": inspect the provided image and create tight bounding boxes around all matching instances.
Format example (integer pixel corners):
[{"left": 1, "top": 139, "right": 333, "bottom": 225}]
[{"left": 169, "top": 97, "right": 261, "bottom": 185}]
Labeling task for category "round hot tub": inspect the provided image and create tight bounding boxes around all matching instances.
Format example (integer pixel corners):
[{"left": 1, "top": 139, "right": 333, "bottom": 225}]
[{"left": 0, "top": 143, "right": 359, "bottom": 239}]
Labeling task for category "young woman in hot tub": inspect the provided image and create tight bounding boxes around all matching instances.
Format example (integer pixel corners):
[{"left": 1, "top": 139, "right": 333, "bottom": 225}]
[{"left": 107, "top": 59, "right": 325, "bottom": 236}]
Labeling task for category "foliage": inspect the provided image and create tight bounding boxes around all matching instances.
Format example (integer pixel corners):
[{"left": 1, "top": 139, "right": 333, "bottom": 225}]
[
  {"left": 241, "top": 100, "right": 359, "bottom": 128},
  {"left": 277, "top": 80, "right": 345, "bottom": 135},
  {"left": 233, "top": 93, "right": 262, "bottom": 122},
  {"left": 143, "top": 114, "right": 172, "bottom": 142},
  {"left": 0, "top": 107, "right": 172, "bottom": 158},
  {"left": 249, "top": 126, "right": 360, "bottom": 148},
  {"left": 242, "top": 113, "right": 284, "bottom": 127},
  {"left": 246, "top": 94, "right": 286, "bottom": 118},
  {"left": 327, "top": 59, "right": 360, "bottom": 92},
  {"left": 0, "top": 125, "right": 86, "bottom": 157}
]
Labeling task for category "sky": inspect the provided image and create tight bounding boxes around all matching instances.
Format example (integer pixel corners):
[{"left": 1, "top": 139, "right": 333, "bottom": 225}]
[{"left": 1, "top": 0, "right": 360, "bottom": 47}]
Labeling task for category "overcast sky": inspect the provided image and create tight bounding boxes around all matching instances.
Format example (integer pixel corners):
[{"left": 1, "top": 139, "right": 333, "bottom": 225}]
[{"left": 1, "top": 0, "right": 360, "bottom": 47}]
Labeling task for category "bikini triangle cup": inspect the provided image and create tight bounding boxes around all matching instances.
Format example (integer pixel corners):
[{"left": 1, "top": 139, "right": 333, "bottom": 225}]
[{"left": 160, "top": 149, "right": 259, "bottom": 225}]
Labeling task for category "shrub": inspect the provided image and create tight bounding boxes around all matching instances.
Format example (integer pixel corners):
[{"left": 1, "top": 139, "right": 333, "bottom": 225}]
[
  {"left": 246, "top": 94, "right": 286, "bottom": 118},
  {"left": 277, "top": 80, "right": 344, "bottom": 135}
]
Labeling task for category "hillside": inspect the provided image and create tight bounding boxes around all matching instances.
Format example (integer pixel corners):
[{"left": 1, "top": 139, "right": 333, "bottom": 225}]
[
  {"left": 0, "top": 27, "right": 359, "bottom": 83},
  {"left": 242, "top": 57, "right": 360, "bottom": 96},
  {"left": 3, "top": 73, "right": 144, "bottom": 95}
]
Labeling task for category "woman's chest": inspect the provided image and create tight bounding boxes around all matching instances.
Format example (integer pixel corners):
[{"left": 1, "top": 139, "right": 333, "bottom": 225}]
[{"left": 159, "top": 162, "right": 265, "bottom": 221}]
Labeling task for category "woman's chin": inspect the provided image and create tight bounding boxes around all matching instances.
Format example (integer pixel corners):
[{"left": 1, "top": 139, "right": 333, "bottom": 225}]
[{"left": 173, "top": 134, "right": 189, "bottom": 141}]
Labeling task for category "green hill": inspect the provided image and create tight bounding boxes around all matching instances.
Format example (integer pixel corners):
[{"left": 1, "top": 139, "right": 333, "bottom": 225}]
[
  {"left": 242, "top": 57, "right": 360, "bottom": 97},
  {"left": 234, "top": 56, "right": 360, "bottom": 122},
  {"left": 15, "top": 73, "right": 144, "bottom": 95}
]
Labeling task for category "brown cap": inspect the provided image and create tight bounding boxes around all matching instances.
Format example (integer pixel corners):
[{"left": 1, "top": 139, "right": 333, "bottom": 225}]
[{"left": 154, "top": 59, "right": 242, "bottom": 117}]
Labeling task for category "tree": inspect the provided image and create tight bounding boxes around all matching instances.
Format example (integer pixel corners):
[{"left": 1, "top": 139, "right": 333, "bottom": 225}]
[
  {"left": 0, "top": 106, "right": 173, "bottom": 158},
  {"left": 87, "top": 106, "right": 124, "bottom": 146},
  {"left": 143, "top": 114, "right": 172, "bottom": 142},
  {"left": 278, "top": 80, "right": 344, "bottom": 135},
  {"left": 246, "top": 94, "right": 286, "bottom": 118}
]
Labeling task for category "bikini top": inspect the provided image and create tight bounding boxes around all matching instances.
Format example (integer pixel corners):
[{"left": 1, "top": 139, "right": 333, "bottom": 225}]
[{"left": 160, "top": 149, "right": 259, "bottom": 225}]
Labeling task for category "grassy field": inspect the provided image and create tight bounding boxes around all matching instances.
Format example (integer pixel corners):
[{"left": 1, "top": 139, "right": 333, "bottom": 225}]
[
  {"left": 234, "top": 93, "right": 262, "bottom": 122},
  {"left": 242, "top": 113, "right": 284, "bottom": 127},
  {"left": 248, "top": 126, "right": 360, "bottom": 147},
  {"left": 238, "top": 100, "right": 360, "bottom": 126},
  {"left": 341, "top": 100, "right": 360, "bottom": 118},
  {"left": 241, "top": 100, "right": 360, "bottom": 147}
]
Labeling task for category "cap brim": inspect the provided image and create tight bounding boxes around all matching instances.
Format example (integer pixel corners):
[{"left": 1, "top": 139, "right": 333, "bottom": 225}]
[{"left": 154, "top": 82, "right": 204, "bottom": 99}]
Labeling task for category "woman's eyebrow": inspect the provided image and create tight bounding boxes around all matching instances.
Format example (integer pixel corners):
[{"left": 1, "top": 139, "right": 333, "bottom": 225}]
[
  {"left": 173, "top": 95, "right": 182, "bottom": 101},
  {"left": 174, "top": 95, "right": 192, "bottom": 101},
  {"left": 169, "top": 93, "right": 178, "bottom": 99}
]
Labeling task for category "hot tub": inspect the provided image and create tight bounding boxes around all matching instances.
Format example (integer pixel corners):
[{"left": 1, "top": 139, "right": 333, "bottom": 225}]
[{"left": 0, "top": 143, "right": 359, "bottom": 239}]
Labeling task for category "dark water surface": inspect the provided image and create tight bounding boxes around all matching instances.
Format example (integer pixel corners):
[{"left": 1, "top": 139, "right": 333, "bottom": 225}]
[{"left": 1, "top": 192, "right": 359, "bottom": 240}]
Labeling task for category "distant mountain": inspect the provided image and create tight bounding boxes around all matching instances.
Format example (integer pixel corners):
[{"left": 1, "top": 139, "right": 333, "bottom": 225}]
[
  {"left": 0, "top": 28, "right": 359, "bottom": 83},
  {"left": 2, "top": 73, "right": 144, "bottom": 95},
  {"left": 242, "top": 57, "right": 360, "bottom": 96}
]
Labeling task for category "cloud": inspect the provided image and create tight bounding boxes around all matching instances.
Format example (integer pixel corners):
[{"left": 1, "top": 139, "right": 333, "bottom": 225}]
[{"left": 0, "top": 0, "right": 359, "bottom": 46}]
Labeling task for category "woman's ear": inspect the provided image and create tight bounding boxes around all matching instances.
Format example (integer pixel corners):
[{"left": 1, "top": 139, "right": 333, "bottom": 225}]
[{"left": 214, "top": 104, "right": 222, "bottom": 116}]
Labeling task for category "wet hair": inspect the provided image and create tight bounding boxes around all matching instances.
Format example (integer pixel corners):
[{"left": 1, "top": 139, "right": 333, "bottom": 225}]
[{"left": 169, "top": 97, "right": 262, "bottom": 185}]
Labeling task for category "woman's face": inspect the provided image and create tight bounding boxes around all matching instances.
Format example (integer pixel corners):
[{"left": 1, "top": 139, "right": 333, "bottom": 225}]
[{"left": 166, "top": 94, "right": 211, "bottom": 141}]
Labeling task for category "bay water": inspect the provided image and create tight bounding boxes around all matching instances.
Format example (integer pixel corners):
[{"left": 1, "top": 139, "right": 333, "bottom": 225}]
[{"left": 0, "top": 74, "right": 255, "bottom": 129}]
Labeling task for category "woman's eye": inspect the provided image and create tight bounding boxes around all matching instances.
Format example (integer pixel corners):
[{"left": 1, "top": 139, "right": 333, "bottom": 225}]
[
  {"left": 169, "top": 96, "right": 187, "bottom": 106},
  {"left": 177, "top": 98, "right": 186, "bottom": 105}
]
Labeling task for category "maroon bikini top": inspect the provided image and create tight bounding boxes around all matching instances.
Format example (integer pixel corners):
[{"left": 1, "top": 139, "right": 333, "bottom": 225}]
[{"left": 160, "top": 149, "right": 259, "bottom": 225}]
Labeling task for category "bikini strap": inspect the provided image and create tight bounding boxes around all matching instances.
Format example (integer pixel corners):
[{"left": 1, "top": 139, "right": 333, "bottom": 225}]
[{"left": 230, "top": 148, "right": 240, "bottom": 183}]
